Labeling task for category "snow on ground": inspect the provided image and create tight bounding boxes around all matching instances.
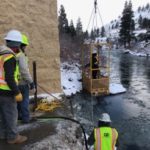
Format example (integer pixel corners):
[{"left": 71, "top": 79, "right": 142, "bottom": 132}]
[
  {"left": 23, "top": 121, "right": 83, "bottom": 150},
  {"left": 31, "top": 61, "right": 126, "bottom": 101},
  {"left": 30, "top": 62, "right": 81, "bottom": 101},
  {"left": 61, "top": 62, "right": 82, "bottom": 96},
  {"left": 122, "top": 41, "right": 150, "bottom": 57},
  {"left": 61, "top": 62, "right": 126, "bottom": 96},
  {"left": 109, "top": 83, "right": 126, "bottom": 94}
]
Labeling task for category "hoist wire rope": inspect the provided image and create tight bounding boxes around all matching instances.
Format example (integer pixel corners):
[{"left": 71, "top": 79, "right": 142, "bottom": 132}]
[
  {"left": 97, "top": 7, "right": 104, "bottom": 28},
  {"left": 95, "top": 1, "right": 98, "bottom": 30},
  {"left": 90, "top": 1, "right": 99, "bottom": 129},
  {"left": 86, "top": 8, "right": 95, "bottom": 32},
  {"left": 91, "top": 12, "right": 97, "bottom": 32}
]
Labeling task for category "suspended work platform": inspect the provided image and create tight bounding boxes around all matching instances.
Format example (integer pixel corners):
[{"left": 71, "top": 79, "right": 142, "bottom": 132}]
[{"left": 82, "top": 41, "right": 111, "bottom": 96}]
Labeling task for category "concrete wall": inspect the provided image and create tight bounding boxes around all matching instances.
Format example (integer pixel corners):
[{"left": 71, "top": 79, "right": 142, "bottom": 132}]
[{"left": 0, "top": 0, "right": 61, "bottom": 93}]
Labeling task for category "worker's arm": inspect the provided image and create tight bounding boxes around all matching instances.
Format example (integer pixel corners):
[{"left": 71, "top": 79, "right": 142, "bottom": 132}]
[
  {"left": 115, "top": 136, "right": 119, "bottom": 149},
  {"left": 87, "top": 130, "right": 95, "bottom": 146},
  {"left": 4, "top": 57, "right": 20, "bottom": 95},
  {"left": 17, "top": 52, "right": 33, "bottom": 84},
  {"left": 114, "top": 129, "right": 119, "bottom": 150}
]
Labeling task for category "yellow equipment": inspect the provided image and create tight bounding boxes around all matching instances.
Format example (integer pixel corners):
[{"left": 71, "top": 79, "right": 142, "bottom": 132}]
[{"left": 82, "top": 41, "right": 111, "bottom": 96}]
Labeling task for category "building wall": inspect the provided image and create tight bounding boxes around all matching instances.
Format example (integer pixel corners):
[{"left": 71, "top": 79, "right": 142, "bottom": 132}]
[{"left": 0, "top": 0, "right": 62, "bottom": 93}]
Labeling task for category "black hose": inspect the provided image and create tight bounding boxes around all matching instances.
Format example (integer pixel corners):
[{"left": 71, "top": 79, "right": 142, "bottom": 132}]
[{"left": 36, "top": 116, "right": 89, "bottom": 150}]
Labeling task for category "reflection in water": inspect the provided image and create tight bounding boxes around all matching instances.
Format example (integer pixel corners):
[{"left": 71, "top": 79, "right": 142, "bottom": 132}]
[
  {"left": 119, "top": 54, "right": 133, "bottom": 88},
  {"left": 144, "top": 57, "right": 150, "bottom": 90}
]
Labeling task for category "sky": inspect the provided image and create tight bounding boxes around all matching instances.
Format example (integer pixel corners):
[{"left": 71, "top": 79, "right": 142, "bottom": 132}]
[{"left": 57, "top": 0, "right": 150, "bottom": 31}]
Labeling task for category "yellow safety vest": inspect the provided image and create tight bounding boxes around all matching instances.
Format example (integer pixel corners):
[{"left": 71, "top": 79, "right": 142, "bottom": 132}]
[
  {"left": 0, "top": 53, "right": 19, "bottom": 90},
  {"left": 16, "top": 51, "right": 28, "bottom": 82},
  {"left": 94, "top": 127, "right": 118, "bottom": 150}
]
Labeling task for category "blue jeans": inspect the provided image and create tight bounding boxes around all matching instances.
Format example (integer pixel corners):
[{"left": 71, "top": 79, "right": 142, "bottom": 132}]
[
  {"left": 0, "top": 95, "right": 18, "bottom": 140},
  {"left": 17, "top": 84, "right": 30, "bottom": 122}
]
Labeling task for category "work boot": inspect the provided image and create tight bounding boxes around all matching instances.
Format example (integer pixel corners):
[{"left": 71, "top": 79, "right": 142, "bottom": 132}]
[{"left": 7, "top": 135, "right": 27, "bottom": 144}]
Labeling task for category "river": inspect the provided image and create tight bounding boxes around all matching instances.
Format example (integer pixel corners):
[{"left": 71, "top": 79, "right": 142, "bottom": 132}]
[{"left": 70, "top": 49, "right": 150, "bottom": 150}]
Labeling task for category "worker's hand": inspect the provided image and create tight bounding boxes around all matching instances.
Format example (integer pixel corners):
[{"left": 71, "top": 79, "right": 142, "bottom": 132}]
[
  {"left": 30, "top": 88, "right": 36, "bottom": 94},
  {"left": 29, "top": 82, "right": 35, "bottom": 90},
  {"left": 15, "top": 93, "right": 23, "bottom": 102},
  {"left": 29, "top": 82, "right": 36, "bottom": 94}
]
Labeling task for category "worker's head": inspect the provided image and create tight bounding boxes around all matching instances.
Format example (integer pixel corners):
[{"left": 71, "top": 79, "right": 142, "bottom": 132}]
[
  {"left": 92, "top": 48, "right": 97, "bottom": 54},
  {"left": 92, "top": 53, "right": 97, "bottom": 58},
  {"left": 98, "top": 113, "right": 111, "bottom": 126},
  {"left": 92, "top": 48, "right": 98, "bottom": 58},
  {"left": 20, "top": 34, "right": 29, "bottom": 52},
  {"left": 4, "top": 29, "right": 22, "bottom": 53}
]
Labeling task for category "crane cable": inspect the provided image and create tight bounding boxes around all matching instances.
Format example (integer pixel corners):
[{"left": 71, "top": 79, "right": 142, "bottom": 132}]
[
  {"left": 86, "top": 8, "right": 95, "bottom": 31},
  {"left": 86, "top": 0, "right": 105, "bottom": 32}
]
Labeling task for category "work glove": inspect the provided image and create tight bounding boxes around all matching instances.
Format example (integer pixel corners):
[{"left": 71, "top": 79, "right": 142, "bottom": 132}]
[
  {"left": 29, "top": 82, "right": 35, "bottom": 90},
  {"left": 15, "top": 93, "right": 23, "bottom": 102},
  {"left": 29, "top": 82, "right": 36, "bottom": 94}
]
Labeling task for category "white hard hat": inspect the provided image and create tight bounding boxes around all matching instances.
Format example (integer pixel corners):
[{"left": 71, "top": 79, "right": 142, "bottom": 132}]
[
  {"left": 4, "top": 29, "right": 22, "bottom": 42},
  {"left": 92, "top": 48, "right": 97, "bottom": 54},
  {"left": 99, "top": 113, "right": 111, "bottom": 122}
]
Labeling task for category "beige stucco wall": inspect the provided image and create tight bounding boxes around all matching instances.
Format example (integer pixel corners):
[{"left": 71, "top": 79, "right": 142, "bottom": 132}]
[{"left": 0, "top": 0, "right": 61, "bottom": 93}]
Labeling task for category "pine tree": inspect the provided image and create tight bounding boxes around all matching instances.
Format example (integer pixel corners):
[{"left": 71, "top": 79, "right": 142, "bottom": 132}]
[
  {"left": 146, "top": 3, "right": 150, "bottom": 10},
  {"left": 141, "top": 6, "right": 145, "bottom": 11},
  {"left": 138, "top": 6, "right": 141, "bottom": 12},
  {"left": 96, "top": 28, "right": 100, "bottom": 37},
  {"left": 142, "top": 18, "right": 150, "bottom": 29},
  {"left": 58, "top": 5, "right": 69, "bottom": 34},
  {"left": 115, "top": 22, "right": 119, "bottom": 28},
  {"left": 138, "top": 15, "right": 143, "bottom": 28},
  {"left": 69, "top": 20, "right": 76, "bottom": 37},
  {"left": 90, "top": 30, "right": 95, "bottom": 40},
  {"left": 119, "top": 0, "right": 135, "bottom": 48},
  {"left": 83, "top": 30, "right": 89, "bottom": 39},
  {"left": 111, "top": 25, "right": 114, "bottom": 29},
  {"left": 100, "top": 26, "right": 105, "bottom": 37},
  {"left": 76, "top": 18, "right": 83, "bottom": 36}
]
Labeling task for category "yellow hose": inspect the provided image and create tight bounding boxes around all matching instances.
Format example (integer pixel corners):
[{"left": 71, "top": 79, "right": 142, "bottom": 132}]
[{"left": 35, "top": 100, "right": 62, "bottom": 112}]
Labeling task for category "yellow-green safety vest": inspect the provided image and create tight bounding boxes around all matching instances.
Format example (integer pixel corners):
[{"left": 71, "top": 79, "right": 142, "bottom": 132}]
[
  {"left": 94, "top": 127, "right": 118, "bottom": 150},
  {"left": 0, "top": 53, "right": 19, "bottom": 90},
  {"left": 16, "top": 51, "right": 29, "bottom": 82}
]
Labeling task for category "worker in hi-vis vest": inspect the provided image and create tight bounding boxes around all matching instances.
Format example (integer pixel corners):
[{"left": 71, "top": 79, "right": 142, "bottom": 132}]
[
  {"left": 0, "top": 29, "right": 27, "bottom": 144},
  {"left": 88, "top": 113, "right": 119, "bottom": 150},
  {"left": 17, "top": 34, "right": 35, "bottom": 123}
]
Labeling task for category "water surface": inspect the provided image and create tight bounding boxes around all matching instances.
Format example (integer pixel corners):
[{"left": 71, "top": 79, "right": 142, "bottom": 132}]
[{"left": 71, "top": 49, "right": 150, "bottom": 150}]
